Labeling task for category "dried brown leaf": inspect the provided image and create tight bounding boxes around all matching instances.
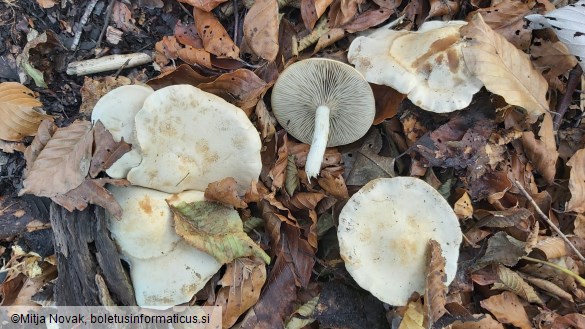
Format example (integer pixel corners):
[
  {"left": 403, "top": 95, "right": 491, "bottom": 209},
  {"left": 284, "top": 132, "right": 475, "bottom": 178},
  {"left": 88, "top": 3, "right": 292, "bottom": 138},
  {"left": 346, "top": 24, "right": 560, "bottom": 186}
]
[
  {"left": 177, "top": 46, "right": 212, "bottom": 68},
  {"left": 314, "top": 28, "right": 345, "bottom": 53},
  {"left": 427, "top": 0, "right": 459, "bottom": 20},
  {"left": 454, "top": 192, "right": 473, "bottom": 220},
  {"left": 531, "top": 38, "right": 578, "bottom": 91},
  {"left": 154, "top": 36, "right": 182, "bottom": 66},
  {"left": 36, "top": 0, "right": 57, "bottom": 8},
  {"left": 566, "top": 148, "right": 585, "bottom": 213},
  {"left": 317, "top": 169, "right": 348, "bottom": 199},
  {"left": 480, "top": 291, "right": 532, "bottom": 329},
  {"left": 521, "top": 113, "right": 558, "bottom": 184},
  {"left": 371, "top": 83, "right": 404, "bottom": 124},
  {"left": 493, "top": 265, "right": 544, "bottom": 305},
  {"left": 194, "top": 8, "right": 239, "bottom": 58},
  {"left": 472, "top": 0, "right": 533, "bottom": 50},
  {"left": 575, "top": 214, "right": 585, "bottom": 238},
  {"left": 112, "top": 1, "right": 141, "bottom": 34},
  {"left": 425, "top": 240, "right": 447, "bottom": 324},
  {"left": 23, "top": 120, "right": 56, "bottom": 167},
  {"left": 289, "top": 192, "right": 325, "bottom": 211},
  {"left": 178, "top": 0, "right": 227, "bottom": 12},
  {"left": 518, "top": 273, "right": 574, "bottom": 302},
  {"left": 450, "top": 314, "right": 504, "bottom": 329},
  {"left": 51, "top": 178, "right": 123, "bottom": 219},
  {"left": 372, "top": 0, "right": 400, "bottom": 9},
  {"left": 346, "top": 130, "right": 395, "bottom": 185},
  {"left": 79, "top": 76, "right": 134, "bottom": 116},
  {"left": 342, "top": 7, "right": 394, "bottom": 33},
  {"left": 398, "top": 299, "right": 424, "bottom": 329},
  {"left": 244, "top": 0, "right": 279, "bottom": 62},
  {"left": 552, "top": 313, "right": 585, "bottom": 328},
  {"left": 301, "top": 0, "right": 334, "bottom": 30},
  {"left": 534, "top": 237, "right": 568, "bottom": 259},
  {"left": 285, "top": 155, "right": 299, "bottom": 196},
  {"left": 461, "top": 14, "right": 548, "bottom": 123},
  {"left": 215, "top": 257, "right": 266, "bottom": 328},
  {"left": 20, "top": 120, "right": 93, "bottom": 198},
  {"left": 0, "top": 140, "right": 26, "bottom": 153},
  {"left": 268, "top": 134, "right": 288, "bottom": 190},
  {"left": 328, "top": 0, "right": 363, "bottom": 27},
  {"left": 473, "top": 208, "right": 532, "bottom": 228},
  {"left": 198, "top": 69, "right": 268, "bottom": 115},
  {"left": 0, "top": 82, "right": 52, "bottom": 141},
  {"left": 89, "top": 121, "right": 131, "bottom": 178},
  {"left": 205, "top": 177, "right": 248, "bottom": 209},
  {"left": 174, "top": 21, "right": 203, "bottom": 48},
  {"left": 472, "top": 232, "right": 526, "bottom": 271}
]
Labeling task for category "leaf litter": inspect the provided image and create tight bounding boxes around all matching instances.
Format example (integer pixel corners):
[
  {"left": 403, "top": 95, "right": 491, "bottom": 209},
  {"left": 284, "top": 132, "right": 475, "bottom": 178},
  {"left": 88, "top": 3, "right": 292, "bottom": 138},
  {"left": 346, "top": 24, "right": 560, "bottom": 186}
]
[{"left": 3, "top": 0, "right": 585, "bottom": 327}]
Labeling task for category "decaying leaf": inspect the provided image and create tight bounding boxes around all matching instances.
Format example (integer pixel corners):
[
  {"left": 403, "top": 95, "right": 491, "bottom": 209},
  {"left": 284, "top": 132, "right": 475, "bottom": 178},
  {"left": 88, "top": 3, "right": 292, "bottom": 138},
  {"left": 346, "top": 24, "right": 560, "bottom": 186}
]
[
  {"left": 285, "top": 155, "right": 299, "bottom": 196},
  {"left": 426, "top": 0, "right": 459, "bottom": 20},
  {"left": 371, "top": 83, "right": 404, "bottom": 124},
  {"left": 521, "top": 113, "right": 558, "bottom": 184},
  {"left": 317, "top": 169, "right": 348, "bottom": 199},
  {"left": 566, "top": 148, "right": 585, "bottom": 213},
  {"left": 454, "top": 192, "right": 473, "bottom": 220},
  {"left": 314, "top": 28, "right": 345, "bottom": 53},
  {"left": 244, "top": 0, "right": 279, "bottom": 62},
  {"left": 198, "top": 69, "right": 268, "bottom": 114},
  {"left": 346, "top": 129, "right": 395, "bottom": 185},
  {"left": 480, "top": 291, "right": 532, "bottom": 329},
  {"left": 177, "top": 45, "right": 212, "bottom": 68},
  {"left": 301, "top": 0, "right": 334, "bottom": 30},
  {"left": 255, "top": 98, "right": 276, "bottom": 141},
  {"left": 178, "top": 0, "right": 227, "bottom": 11},
  {"left": 533, "top": 237, "right": 569, "bottom": 260},
  {"left": 473, "top": 208, "right": 532, "bottom": 228},
  {"left": 472, "top": 232, "right": 526, "bottom": 271},
  {"left": 461, "top": 14, "right": 549, "bottom": 123},
  {"left": 89, "top": 121, "right": 131, "bottom": 178},
  {"left": 194, "top": 8, "right": 239, "bottom": 58},
  {"left": 204, "top": 177, "right": 248, "bottom": 209},
  {"left": 214, "top": 257, "right": 266, "bottom": 328},
  {"left": 51, "top": 178, "right": 123, "bottom": 219},
  {"left": 284, "top": 296, "right": 318, "bottom": 329},
  {"left": 20, "top": 120, "right": 93, "bottom": 198},
  {"left": 342, "top": 7, "right": 394, "bottom": 33},
  {"left": 112, "top": 1, "right": 141, "bottom": 34},
  {"left": 154, "top": 36, "right": 182, "bottom": 66},
  {"left": 79, "top": 76, "right": 134, "bottom": 116},
  {"left": 493, "top": 265, "right": 544, "bottom": 305},
  {"left": 269, "top": 133, "right": 288, "bottom": 190},
  {"left": 399, "top": 299, "right": 425, "bottom": 329},
  {"left": 174, "top": 21, "right": 203, "bottom": 48},
  {"left": 169, "top": 201, "right": 270, "bottom": 264},
  {"left": 518, "top": 272, "right": 574, "bottom": 302},
  {"left": 450, "top": 314, "right": 505, "bottom": 329},
  {"left": 472, "top": 0, "right": 533, "bottom": 50},
  {"left": 0, "top": 82, "right": 52, "bottom": 141},
  {"left": 424, "top": 240, "right": 447, "bottom": 324},
  {"left": 531, "top": 38, "right": 578, "bottom": 91}
]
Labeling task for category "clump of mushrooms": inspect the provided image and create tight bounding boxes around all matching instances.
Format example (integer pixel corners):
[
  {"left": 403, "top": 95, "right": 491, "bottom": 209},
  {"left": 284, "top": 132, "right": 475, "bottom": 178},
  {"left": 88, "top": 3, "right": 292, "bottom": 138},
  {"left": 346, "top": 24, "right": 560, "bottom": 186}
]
[
  {"left": 271, "top": 58, "right": 375, "bottom": 179},
  {"left": 348, "top": 21, "right": 483, "bottom": 113},
  {"left": 338, "top": 177, "right": 462, "bottom": 306},
  {"left": 91, "top": 84, "right": 263, "bottom": 308}
]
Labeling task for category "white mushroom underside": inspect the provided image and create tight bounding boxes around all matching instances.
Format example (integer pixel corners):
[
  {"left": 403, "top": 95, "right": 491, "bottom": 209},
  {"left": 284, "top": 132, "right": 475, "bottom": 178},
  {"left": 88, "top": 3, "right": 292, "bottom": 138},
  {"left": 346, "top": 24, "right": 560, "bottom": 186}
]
[
  {"left": 338, "top": 177, "right": 462, "bottom": 306},
  {"left": 348, "top": 21, "right": 483, "bottom": 113}
]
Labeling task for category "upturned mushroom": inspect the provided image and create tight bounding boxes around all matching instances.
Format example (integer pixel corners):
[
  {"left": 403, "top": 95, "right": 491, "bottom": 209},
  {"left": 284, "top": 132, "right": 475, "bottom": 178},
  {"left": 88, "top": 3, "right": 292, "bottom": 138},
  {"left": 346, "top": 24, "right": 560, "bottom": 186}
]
[
  {"left": 337, "top": 177, "right": 462, "bottom": 306},
  {"left": 271, "top": 58, "right": 375, "bottom": 180}
]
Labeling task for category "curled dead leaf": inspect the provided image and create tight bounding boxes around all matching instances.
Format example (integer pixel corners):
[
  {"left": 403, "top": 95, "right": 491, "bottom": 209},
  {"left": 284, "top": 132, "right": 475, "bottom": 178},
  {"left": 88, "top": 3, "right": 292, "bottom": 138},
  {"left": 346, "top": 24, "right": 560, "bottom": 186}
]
[
  {"left": 566, "top": 148, "right": 585, "bottom": 213},
  {"left": 205, "top": 177, "right": 248, "bottom": 209},
  {"left": 521, "top": 113, "right": 558, "bottom": 184},
  {"left": 0, "top": 82, "right": 52, "bottom": 141},
  {"left": 194, "top": 8, "right": 239, "bottom": 59},
  {"left": 243, "top": 0, "right": 280, "bottom": 62},
  {"left": 480, "top": 291, "right": 532, "bottom": 329},
  {"left": 425, "top": 240, "right": 447, "bottom": 324}
]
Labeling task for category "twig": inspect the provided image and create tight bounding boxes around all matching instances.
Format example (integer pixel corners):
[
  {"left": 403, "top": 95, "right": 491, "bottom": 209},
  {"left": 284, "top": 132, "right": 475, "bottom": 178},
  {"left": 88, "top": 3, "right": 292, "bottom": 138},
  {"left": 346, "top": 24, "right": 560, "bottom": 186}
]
[
  {"left": 177, "top": 2, "right": 194, "bottom": 18},
  {"left": 521, "top": 256, "right": 585, "bottom": 287},
  {"left": 514, "top": 180, "right": 585, "bottom": 263},
  {"left": 232, "top": 0, "right": 239, "bottom": 46},
  {"left": 553, "top": 64, "right": 583, "bottom": 131},
  {"left": 96, "top": 0, "right": 115, "bottom": 49},
  {"left": 66, "top": 53, "right": 152, "bottom": 76},
  {"left": 70, "top": 0, "right": 98, "bottom": 51}
]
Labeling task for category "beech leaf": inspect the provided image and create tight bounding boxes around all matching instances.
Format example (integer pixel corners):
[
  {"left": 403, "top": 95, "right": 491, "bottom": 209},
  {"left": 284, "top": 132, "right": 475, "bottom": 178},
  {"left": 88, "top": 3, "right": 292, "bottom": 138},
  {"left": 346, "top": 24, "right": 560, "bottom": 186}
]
[
  {"left": 480, "top": 291, "right": 532, "bottom": 329},
  {"left": 204, "top": 177, "right": 248, "bottom": 209},
  {"left": 493, "top": 265, "right": 544, "bottom": 305},
  {"left": 285, "top": 155, "right": 299, "bottom": 196},
  {"left": 425, "top": 240, "right": 447, "bottom": 324},
  {"left": 0, "top": 82, "right": 52, "bottom": 141},
  {"left": 20, "top": 120, "right": 93, "bottom": 198},
  {"left": 243, "top": 0, "right": 279, "bottom": 62},
  {"left": 169, "top": 200, "right": 270, "bottom": 264},
  {"left": 521, "top": 113, "right": 558, "bottom": 184},
  {"left": 472, "top": 232, "right": 526, "bottom": 271},
  {"left": 399, "top": 299, "right": 425, "bottom": 329},
  {"left": 566, "top": 148, "right": 585, "bottom": 213},
  {"left": 194, "top": 8, "right": 239, "bottom": 59},
  {"left": 51, "top": 178, "right": 123, "bottom": 219},
  {"left": 89, "top": 120, "right": 131, "bottom": 178},
  {"left": 461, "top": 13, "right": 549, "bottom": 123}
]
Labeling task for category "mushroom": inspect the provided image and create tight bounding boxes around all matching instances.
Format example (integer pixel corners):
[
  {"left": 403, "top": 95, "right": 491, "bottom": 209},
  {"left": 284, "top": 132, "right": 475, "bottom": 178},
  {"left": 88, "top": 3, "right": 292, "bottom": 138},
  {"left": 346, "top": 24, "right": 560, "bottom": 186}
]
[
  {"left": 348, "top": 21, "right": 483, "bottom": 113},
  {"left": 90, "top": 85, "right": 153, "bottom": 178},
  {"left": 271, "top": 58, "right": 375, "bottom": 180},
  {"left": 127, "top": 84, "right": 262, "bottom": 194},
  {"left": 107, "top": 185, "right": 222, "bottom": 309},
  {"left": 337, "top": 177, "right": 462, "bottom": 306}
]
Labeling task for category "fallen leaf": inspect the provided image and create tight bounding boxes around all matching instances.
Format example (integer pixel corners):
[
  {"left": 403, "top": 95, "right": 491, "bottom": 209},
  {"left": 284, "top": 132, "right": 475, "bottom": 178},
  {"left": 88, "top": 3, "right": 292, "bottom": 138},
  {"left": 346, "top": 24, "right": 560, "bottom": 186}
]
[
  {"left": 450, "top": 314, "right": 504, "bottom": 329},
  {"left": 198, "top": 69, "right": 268, "bottom": 114},
  {"left": 552, "top": 313, "right": 585, "bottom": 329},
  {"left": 51, "top": 178, "right": 123, "bottom": 219},
  {"left": 79, "top": 76, "right": 134, "bottom": 116},
  {"left": 244, "top": 0, "right": 280, "bottom": 62},
  {"left": 194, "top": 8, "right": 239, "bottom": 58},
  {"left": 146, "top": 64, "right": 214, "bottom": 89},
  {"left": 575, "top": 214, "right": 585, "bottom": 238},
  {"left": 461, "top": 13, "right": 549, "bottom": 123},
  {"left": 0, "top": 140, "right": 26, "bottom": 153},
  {"left": 342, "top": 7, "right": 394, "bottom": 33},
  {"left": 426, "top": 0, "right": 459, "bottom": 20},
  {"left": 268, "top": 133, "right": 288, "bottom": 190},
  {"left": 472, "top": 0, "right": 533, "bottom": 50},
  {"left": 204, "top": 177, "right": 248, "bottom": 209},
  {"left": 399, "top": 299, "right": 425, "bottom": 329},
  {"left": 521, "top": 113, "right": 558, "bottom": 184},
  {"left": 174, "top": 21, "right": 203, "bottom": 48},
  {"left": 531, "top": 38, "right": 578, "bottom": 91},
  {"left": 89, "top": 121, "right": 131, "bottom": 178},
  {"left": 169, "top": 201, "right": 270, "bottom": 264},
  {"left": 36, "top": 0, "right": 56, "bottom": 8},
  {"left": 472, "top": 208, "right": 532, "bottom": 228},
  {"left": 177, "top": 45, "right": 212, "bottom": 68},
  {"left": 0, "top": 82, "right": 52, "bottom": 141},
  {"left": 425, "top": 240, "right": 447, "bottom": 324},
  {"left": 288, "top": 192, "right": 325, "bottom": 211},
  {"left": 480, "top": 291, "right": 532, "bottom": 329},
  {"left": 314, "top": 28, "right": 345, "bottom": 53},
  {"left": 285, "top": 155, "right": 299, "bottom": 196},
  {"left": 566, "top": 148, "right": 585, "bottom": 213},
  {"left": 301, "top": 0, "right": 334, "bottom": 30},
  {"left": 346, "top": 129, "right": 395, "bottom": 185},
  {"left": 493, "top": 265, "right": 544, "bottom": 305},
  {"left": 179, "top": 0, "right": 227, "bottom": 12},
  {"left": 255, "top": 98, "right": 276, "bottom": 141},
  {"left": 112, "top": 1, "right": 141, "bottom": 34},
  {"left": 454, "top": 192, "right": 473, "bottom": 220},
  {"left": 317, "top": 169, "right": 348, "bottom": 199},
  {"left": 472, "top": 232, "right": 526, "bottom": 271},
  {"left": 533, "top": 237, "right": 568, "bottom": 259},
  {"left": 154, "top": 36, "right": 182, "bottom": 66},
  {"left": 20, "top": 120, "right": 93, "bottom": 198},
  {"left": 519, "top": 273, "right": 574, "bottom": 302},
  {"left": 284, "top": 296, "right": 318, "bottom": 328},
  {"left": 328, "top": 0, "right": 362, "bottom": 27},
  {"left": 214, "top": 257, "right": 266, "bottom": 328},
  {"left": 370, "top": 83, "right": 404, "bottom": 124}
]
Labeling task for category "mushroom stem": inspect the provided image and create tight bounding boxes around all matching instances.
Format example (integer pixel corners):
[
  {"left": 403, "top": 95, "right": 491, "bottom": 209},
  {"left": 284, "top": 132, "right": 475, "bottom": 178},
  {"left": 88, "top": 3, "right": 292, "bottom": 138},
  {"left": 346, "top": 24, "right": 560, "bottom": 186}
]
[{"left": 305, "top": 105, "right": 330, "bottom": 180}]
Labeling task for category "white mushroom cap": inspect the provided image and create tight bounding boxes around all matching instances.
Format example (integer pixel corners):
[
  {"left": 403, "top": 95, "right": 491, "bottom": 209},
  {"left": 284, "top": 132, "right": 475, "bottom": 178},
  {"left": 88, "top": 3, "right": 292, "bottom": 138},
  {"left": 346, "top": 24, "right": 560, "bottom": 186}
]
[
  {"left": 338, "top": 177, "right": 462, "bottom": 306},
  {"left": 90, "top": 85, "right": 153, "bottom": 178},
  {"left": 271, "top": 58, "right": 375, "bottom": 147},
  {"left": 348, "top": 21, "right": 483, "bottom": 113},
  {"left": 107, "top": 186, "right": 222, "bottom": 309},
  {"left": 128, "top": 240, "right": 221, "bottom": 309},
  {"left": 127, "top": 85, "right": 262, "bottom": 194}
]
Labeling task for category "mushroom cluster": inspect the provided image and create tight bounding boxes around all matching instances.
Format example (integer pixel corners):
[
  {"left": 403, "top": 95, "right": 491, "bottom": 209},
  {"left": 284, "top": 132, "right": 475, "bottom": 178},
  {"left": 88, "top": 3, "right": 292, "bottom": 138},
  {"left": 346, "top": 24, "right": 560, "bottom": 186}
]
[
  {"left": 337, "top": 177, "right": 462, "bottom": 306},
  {"left": 92, "top": 84, "right": 263, "bottom": 308},
  {"left": 271, "top": 58, "right": 375, "bottom": 179}
]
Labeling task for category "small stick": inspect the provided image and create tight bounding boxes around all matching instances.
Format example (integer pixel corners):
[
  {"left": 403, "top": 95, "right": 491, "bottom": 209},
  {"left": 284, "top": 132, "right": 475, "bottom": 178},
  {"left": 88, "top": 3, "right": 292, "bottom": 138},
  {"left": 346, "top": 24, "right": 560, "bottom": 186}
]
[
  {"left": 553, "top": 64, "right": 583, "bottom": 131},
  {"left": 514, "top": 180, "right": 585, "bottom": 263},
  {"left": 66, "top": 53, "right": 152, "bottom": 76},
  {"left": 233, "top": 0, "right": 239, "bottom": 46},
  {"left": 96, "top": 0, "right": 115, "bottom": 49},
  {"left": 70, "top": 0, "right": 98, "bottom": 51}
]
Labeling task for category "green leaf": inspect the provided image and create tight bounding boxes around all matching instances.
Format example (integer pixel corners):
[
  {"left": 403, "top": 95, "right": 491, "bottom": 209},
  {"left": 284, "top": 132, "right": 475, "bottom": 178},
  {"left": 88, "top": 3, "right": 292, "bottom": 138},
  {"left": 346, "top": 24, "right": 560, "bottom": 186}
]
[{"left": 169, "top": 201, "right": 271, "bottom": 265}]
